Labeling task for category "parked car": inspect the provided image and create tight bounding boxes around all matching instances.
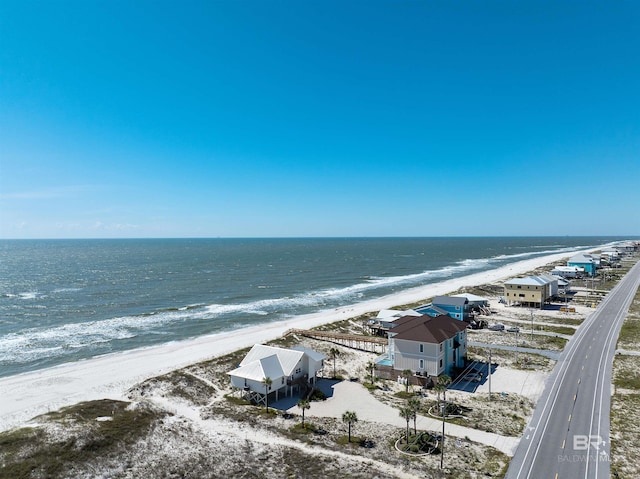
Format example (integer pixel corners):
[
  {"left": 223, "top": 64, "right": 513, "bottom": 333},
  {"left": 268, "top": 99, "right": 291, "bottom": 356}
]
[
  {"left": 462, "top": 371, "right": 483, "bottom": 382},
  {"left": 506, "top": 326, "right": 520, "bottom": 333},
  {"left": 488, "top": 323, "right": 505, "bottom": 331}
]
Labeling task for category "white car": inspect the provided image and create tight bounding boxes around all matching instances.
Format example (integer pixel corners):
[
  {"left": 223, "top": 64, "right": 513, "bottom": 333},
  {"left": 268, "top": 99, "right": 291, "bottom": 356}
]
[{"left": 488, "top": 323, "right": 505, "bottom": 331}]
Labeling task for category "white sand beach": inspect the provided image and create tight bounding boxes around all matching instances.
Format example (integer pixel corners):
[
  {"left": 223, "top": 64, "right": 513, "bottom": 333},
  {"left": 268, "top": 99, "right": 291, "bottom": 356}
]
[{"left": 0, "top": 249, "right": 584, "bottom": 432}]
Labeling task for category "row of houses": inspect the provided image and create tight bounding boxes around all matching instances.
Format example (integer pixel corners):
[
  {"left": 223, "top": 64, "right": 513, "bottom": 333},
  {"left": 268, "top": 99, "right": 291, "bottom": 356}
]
[
  {"left": 230, "top": 311, "right": 471, "bottom": 402},
  {"left": 563, "top": 242, "right": 638, "bottom": 277}
]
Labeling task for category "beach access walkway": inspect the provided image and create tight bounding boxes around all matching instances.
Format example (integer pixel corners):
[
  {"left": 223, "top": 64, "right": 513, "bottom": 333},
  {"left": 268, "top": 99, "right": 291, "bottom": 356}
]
[{"left": 284, "top": 328, "right": 387, "bottom": 353}]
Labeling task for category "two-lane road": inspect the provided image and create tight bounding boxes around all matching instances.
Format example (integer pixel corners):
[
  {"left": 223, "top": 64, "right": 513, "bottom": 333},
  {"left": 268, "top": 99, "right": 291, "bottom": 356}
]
[{"left": 507, "top": 260, "right": 640, "bottom": 479}]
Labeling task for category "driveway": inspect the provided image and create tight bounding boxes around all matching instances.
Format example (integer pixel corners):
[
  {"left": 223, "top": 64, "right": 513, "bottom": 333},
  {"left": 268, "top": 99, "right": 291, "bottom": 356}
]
[{"left": 287, "top": 379, "right": 519, "bottom": 456}]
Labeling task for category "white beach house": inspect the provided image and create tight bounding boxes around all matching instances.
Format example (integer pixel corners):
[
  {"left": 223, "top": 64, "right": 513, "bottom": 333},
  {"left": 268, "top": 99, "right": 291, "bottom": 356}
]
[{"left": 228, "top": 344, "right": 325, "bottom": 406}]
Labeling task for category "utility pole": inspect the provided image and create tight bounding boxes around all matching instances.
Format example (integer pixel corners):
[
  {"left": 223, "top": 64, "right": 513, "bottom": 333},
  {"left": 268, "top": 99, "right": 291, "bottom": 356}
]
[
  {"left": 488, "top": 348, "right": 492, "bottom": 401},
  {"left": 530, "top": 309, "right": 534, "bottom": 341},
  {"left": 440, "top": 395, "right": 446, "bottom": 469}
]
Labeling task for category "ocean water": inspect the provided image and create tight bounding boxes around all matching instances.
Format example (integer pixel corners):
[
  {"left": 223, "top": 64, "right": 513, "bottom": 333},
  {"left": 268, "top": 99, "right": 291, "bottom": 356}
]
[{"left": 0, "top": 237, "right": 626, "bottom": 378}]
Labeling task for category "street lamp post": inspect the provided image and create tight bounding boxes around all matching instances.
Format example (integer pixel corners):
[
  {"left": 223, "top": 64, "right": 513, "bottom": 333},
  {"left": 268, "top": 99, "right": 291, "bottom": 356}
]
[
  {"left": 488, "top": 348, "right": 492, "bottom": 401},
  {"left": 440, "top": 400, "right": 446, "bottom": 469},
  {"left": 530, "top": 309, "right": 534, "bottom": 341}
]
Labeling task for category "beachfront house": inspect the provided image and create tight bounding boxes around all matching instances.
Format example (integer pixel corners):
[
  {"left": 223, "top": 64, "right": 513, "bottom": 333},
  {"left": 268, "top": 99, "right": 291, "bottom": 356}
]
[
  {"left": 377, "top": 314, "right": 467, "bottom": 382},
  {"left": 416, "top": 295, "right": 466, "bottom": 320},
  {"left": 551, "top": 275, "right": 571, "bottom": 294},
  {"left": 503, "top": 275, "right": 555, "bottom": 308},
  {"left": 228, "top": 344, "right": 325, "bottom": 406},
  {"left": 539, "top": 274, "right": 560, "bottom": 298},
  {"left": 568, "top": 253, "right": 597, "bottom": 277},
  {"left": 370, "top": 308, "right": 422, "bottom": 336},
  {"left": 551, "top": 265, "right": 585, "bottom": 279},
  {"left": 415, "top": 294, "right": 490, "bottom": 321}
]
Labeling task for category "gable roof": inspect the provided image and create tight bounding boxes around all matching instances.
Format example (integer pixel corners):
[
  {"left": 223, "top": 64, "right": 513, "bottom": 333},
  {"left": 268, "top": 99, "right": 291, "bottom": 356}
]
[
  {"left": 416, "top": 304, "right": 448, "bottom": 317},
  {"left": 504, "top": 275, "right": 552, "bottom": 287},
  {"left": 539, "top": 273, "right": 559, "bottom": 284},
  {"left": 451, "top": 293, "right": 488, "bottom": 303},
  {"left": 230, "top": 354, "right": 285, "bottom": 382},
  {"left": 432, "top": 295, "right": 467, "bottom": 307},
  {"left": 390, "top": 314, "right": 467, "bottom": 343},
  {"left": 568, "top": 253, "right": 594, "bottom": 264},
  {"left": 375, "top": 309, "right": 421, "bottom": 320},
  {"left": 239, "top": 344, "right": 304, "bottom": 377},
  {"left": 292, "top": 345, "right": 326, "bottom": 362},
  {"left": 552, "top": 266, "right": 584, "bottom": 272}
]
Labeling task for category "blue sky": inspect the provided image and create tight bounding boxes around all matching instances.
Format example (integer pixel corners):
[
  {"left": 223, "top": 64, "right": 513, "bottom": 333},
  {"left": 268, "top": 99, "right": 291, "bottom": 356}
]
[{"left": 1, "top": 1, "right": 638, "bottom": 238}]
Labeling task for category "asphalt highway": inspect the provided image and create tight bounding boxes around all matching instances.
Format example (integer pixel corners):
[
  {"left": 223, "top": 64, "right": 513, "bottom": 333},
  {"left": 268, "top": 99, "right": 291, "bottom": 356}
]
[{"left": 506, "top": 260, "right": 640, "bottom": 479}]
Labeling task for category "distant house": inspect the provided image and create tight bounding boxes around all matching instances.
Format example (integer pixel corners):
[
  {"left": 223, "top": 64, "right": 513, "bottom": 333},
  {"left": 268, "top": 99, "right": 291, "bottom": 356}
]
[
  {"left": 568, "top": 253, "right": 597, "bottom": 277},
  {"left": 451, "top": 293, "right": 490, "bottom": 309},
  {"left": 539, "top": 274, "right": 560, "bottom": 298},
  {"left": 371, "top": 308, "right": 422, "bottom": 335},
  {"left": 416, "top": 295, "right": 466, "bottom": 320},
  {"left": 503, "top": 275, "right": 555, "bottom": 308},
  {"left": 551, "top": 265, "right": 585, "bottom": 279},
  {"left": 380, "top": 314, "right": 468, "bottom": 379},
  {"left": 551, "top": 274, "right": 571, "bottom": 293},
  {"left": 228, "top": 344, "right": 325, "bottom": 406}
]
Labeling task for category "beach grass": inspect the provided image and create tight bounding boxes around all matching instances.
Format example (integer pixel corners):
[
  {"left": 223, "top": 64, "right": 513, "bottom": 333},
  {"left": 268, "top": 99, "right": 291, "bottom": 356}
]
[{"left": 0, "top": 399, "right": 164, "bottom": 479}]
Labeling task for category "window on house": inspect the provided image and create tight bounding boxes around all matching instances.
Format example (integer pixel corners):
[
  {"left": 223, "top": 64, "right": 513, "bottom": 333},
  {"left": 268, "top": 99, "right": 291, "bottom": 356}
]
[
  {"left": 295, "top": 368, "right": 301, "bottom": 374},
  {"left": 419, "top": 344, "right": 424, "bottom": 353},
  {"left": 439, "top": 359, "right": 443, "bottom": 367},
  {"left": 440, "top": 343, "right": 443, "bottom": 352},
  {"left": 419, "top": 359, "right": 424, "bottom": 369}
]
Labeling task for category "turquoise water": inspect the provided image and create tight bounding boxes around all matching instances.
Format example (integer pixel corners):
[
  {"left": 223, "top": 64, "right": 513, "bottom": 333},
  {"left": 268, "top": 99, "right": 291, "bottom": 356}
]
[{"left": 0, "top": 236, "right": 629, "bottom": 377}]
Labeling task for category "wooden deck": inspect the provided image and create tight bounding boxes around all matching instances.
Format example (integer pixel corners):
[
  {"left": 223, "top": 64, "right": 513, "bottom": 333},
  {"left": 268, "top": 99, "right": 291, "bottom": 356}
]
[{"left": 284, "top": 329, "right": 387, "bottom": 353}]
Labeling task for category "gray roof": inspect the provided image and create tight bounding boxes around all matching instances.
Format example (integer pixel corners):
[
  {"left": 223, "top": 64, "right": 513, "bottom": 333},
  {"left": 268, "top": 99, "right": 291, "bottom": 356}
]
[
  {"left": 432, "top": 295, "right": 467, "bottom": 307},
  {"left": 568, "top": 253, "right": 594, "bottom": 264},
  {"left": 504, "top": 275, "right": 554, "bottom": 287}
]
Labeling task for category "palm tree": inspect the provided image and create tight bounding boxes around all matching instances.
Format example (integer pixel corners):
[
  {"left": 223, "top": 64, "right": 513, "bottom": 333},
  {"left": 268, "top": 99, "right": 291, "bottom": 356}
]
[
  {"left": 366, "top": 361, "right": 375, "bottom": 384},
  {"left": 342, "top": 410, "right": 358, "bottom": 443},
  {"left": 329, "top": 347, "right": 340, "bottom": 378},
  {"left": 434, "top": 383, "right": 445, "bottom": 410},
  {"left": 262, "top": 376, "right": 272, "bottom": 412},
  {"left": 402, "top": 369, "right": 412, "bottom": 393},
  {"left": 297, "top": 399, "right": 310, "bottom": 428},
  {"left": 399, "top": 406, "right": 414, "bottom": 443},
  {"left": 408, "top": 397, "right": 421, "bottom": 434},
  {"left": 438, "top": 374, "right": 452, "bottom": 403}
]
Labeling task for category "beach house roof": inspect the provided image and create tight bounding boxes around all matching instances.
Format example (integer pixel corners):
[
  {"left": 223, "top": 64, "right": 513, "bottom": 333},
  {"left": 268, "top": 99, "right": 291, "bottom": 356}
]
[
  {"left": 451, "top": 293, "right": 488, "bottom": 303},
  {"left": 292, "top": 345, "right": 326, "bottom": 363},
  {"left": 432, "top": 296, "right": 467, "bottom": 307},
  {"left": 504, "top": 276, "right": 550, "bottom": 287},
  {"left": 568, "top": 253, "right": 595, "bottom": 264},
  {"left": 389, "top": 314, "right": 467, "bottom": 344},
  {"left": 239, "top": 344, "right": 304, "bottom": 377},
  {"left": 375, "top": 309, "right": 421, "bottom": 320},
  {"left": 230, "top": 354, "right": 285, "bottom": 382}
]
